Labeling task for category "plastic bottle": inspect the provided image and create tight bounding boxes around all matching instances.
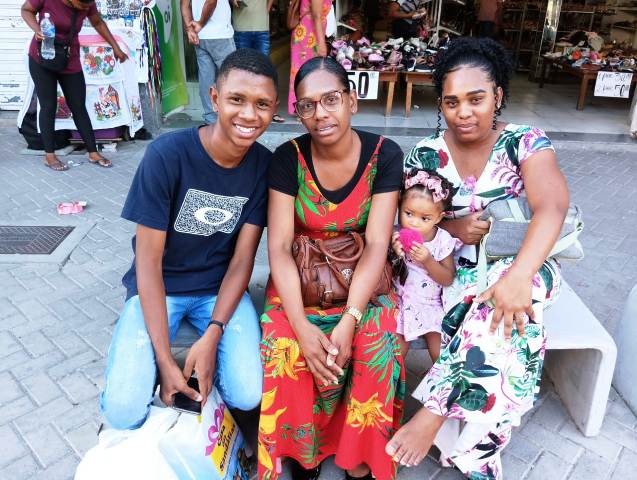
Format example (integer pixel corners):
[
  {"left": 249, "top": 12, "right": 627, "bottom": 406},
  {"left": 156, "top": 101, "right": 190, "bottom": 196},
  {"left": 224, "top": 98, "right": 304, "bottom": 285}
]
[{"left": 40, "top": 13, "right": 56, "bottom": 60}]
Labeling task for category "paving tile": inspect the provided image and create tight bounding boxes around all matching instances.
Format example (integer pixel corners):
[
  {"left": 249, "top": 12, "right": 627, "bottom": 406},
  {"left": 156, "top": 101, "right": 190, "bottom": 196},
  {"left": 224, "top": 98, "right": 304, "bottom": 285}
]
[
  {"left": 396, "top": 457, "right": 441, "bottom": 479},
  {"left": 11, "top": 350, "right": 66, "bottom": 380},
  {"left": 506, "top": 432, "right": 542, "bottom": 464},
  {"left": 0, "top": 425, "right": 28, "bottom": 466},
  {"left": 15, "top": 330, "right": 56, "bottom": 357},
  {"left": 21, "top": 424, "right": 71, "bottom": 468},
  {"left": 526, "top": 451, "right": 571, "bottom": 480},
  {"left": 58, "top": 372, "right": 99, "bottom": 405},
  {"left": 0, "top": 395, "right": 36, "bottom": 426},
  {"left": 610, "top": 448, "right": 637, "bottom": 480},
  {"left": 0, "top": 349, "right": 31, "bottom": 375},
  {"left": 47, "top": 350, "right": 101, "bottom": 380},
  {"left": 600, "top": 417, "right": 637, "bottom": 453},
  {"left": 78, "top": 329, "right": 112, "bottom": 356},
  {"left": 15, "top": 397, "right": 74, "bottom": 434},
  {"left": 31, "top": 454, "right": 78, "bottom": 480},
  {"left": 558, "top": 420, "right": 622, "bottom": 463},
  {"left": 20, "top": 372, "right": 63, "bottom": 406},
  {"left": 0, "top": 331, "right": 22, "bottom": 356},
  {"left": 527, "top": 393, "right": 570, "bottom": 432},
  {"left": 49, "top": 331, "right": 90, "bottom": 357},
  {"left": 1, "top": 455, "right": 39, "bottom": 480},
  {"left": 517, "top": 421, "right": 583, "bottom": 463},
  {"left": 501, "top": 452, "right": 530, "bottom": 479},
  {"left": 0, "top": 371, "right": 23, "bottom": 404},
  {"left": 65, "top": 422, "right": 98, "bottom": 458},
  {"left": 567, "top": 451, "right": 613, "bottom": 480},
  {"left": 53, "top": 402, "right": 101, "bottom": 434}
]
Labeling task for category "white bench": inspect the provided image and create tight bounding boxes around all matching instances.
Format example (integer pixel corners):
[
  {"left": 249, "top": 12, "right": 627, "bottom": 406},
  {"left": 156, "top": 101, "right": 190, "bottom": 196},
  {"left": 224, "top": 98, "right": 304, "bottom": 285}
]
[
  {"left": 543, "top": 280, "right": 617, "bottom": 436},
  {"left": 173, "top": 272, "right": 616, "bottom": 438}
]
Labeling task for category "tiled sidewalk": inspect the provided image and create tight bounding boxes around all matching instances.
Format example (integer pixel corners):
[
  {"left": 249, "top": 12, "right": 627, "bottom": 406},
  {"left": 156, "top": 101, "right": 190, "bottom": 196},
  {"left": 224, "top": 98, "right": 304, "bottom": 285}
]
[{"left": 0, "top": 127, "right": 635, "bottom": 479}]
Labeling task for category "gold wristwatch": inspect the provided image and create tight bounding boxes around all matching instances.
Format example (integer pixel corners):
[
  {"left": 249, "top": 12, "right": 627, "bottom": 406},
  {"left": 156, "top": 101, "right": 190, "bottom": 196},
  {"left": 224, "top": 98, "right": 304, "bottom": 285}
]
[{"left": 342, "top": 306, "right": 363, "bottom": 325}]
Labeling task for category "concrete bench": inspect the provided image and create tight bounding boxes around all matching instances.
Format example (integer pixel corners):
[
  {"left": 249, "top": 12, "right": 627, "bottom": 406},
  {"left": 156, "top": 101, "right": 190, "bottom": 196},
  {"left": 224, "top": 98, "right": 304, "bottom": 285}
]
[
  {"left": 173, "top": 272, "right": 616, "bottom": 438},
  {"left": 543, "top": 280, "right": 617, "bottom": 436}
]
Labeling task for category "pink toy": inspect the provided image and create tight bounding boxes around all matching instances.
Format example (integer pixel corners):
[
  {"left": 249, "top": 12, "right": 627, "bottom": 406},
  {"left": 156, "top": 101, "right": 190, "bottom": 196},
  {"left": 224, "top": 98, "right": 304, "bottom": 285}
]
[
  {"left": 57, "top": 201, "right": 87, "bottom": 215},
  {"left": 398, "top": 227, "right": 424, "bottom": 251}
]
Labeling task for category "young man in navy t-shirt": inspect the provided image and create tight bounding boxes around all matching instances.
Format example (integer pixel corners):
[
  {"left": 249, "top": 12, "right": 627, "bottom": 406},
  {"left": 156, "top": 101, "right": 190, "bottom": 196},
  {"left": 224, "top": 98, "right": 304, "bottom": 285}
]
[{"left": 100, "top": 49, "right": 278, "bottom": 432}]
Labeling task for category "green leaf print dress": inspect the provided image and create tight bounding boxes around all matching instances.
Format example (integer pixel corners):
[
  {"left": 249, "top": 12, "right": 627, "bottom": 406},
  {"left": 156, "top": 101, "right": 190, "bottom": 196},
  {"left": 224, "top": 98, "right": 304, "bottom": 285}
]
[{"left": 404, "top": 124, "right": 562, "bottom": 480}]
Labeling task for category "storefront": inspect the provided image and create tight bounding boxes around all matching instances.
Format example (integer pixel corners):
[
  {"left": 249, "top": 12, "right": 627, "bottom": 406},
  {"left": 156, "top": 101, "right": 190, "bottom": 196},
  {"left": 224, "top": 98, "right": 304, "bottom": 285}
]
[{"left": 326, "top": 0, "right": 637, "bottom": 134}]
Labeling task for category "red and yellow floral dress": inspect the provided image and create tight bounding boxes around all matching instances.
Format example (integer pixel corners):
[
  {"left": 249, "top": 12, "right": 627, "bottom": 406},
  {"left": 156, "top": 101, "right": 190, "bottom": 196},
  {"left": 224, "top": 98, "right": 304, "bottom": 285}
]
[
  {"left": 258, "top": 133, "right": 405, "bottom": 479},
  {"left": 288, "top": 0, "right": 332, "bottom": 114}
]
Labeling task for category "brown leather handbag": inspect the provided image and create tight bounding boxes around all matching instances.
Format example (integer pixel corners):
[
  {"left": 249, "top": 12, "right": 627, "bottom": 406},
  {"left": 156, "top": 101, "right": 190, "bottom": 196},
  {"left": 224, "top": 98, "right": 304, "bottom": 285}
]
[{"left": 292, "top": 231, "right": 393, "bottom": 308}]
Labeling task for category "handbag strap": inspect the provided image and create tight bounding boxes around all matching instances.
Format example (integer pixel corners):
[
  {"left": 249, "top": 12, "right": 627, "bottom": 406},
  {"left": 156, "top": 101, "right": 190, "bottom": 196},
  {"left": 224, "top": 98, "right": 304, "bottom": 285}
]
[
  {"left": 476, "top": 214, "right": 584, "bottom": 296},
  {"left": 316, "top": 232, "right": 365, "bottom": 262},
  {"left": 507, "top": 198, "right": 526, "bottom": 222},
  {"left": 64, "top": 9, "right": 79, "bottom": 47},
  {"left": 476, "top": 232, "right": 490, "bottom": 296}
]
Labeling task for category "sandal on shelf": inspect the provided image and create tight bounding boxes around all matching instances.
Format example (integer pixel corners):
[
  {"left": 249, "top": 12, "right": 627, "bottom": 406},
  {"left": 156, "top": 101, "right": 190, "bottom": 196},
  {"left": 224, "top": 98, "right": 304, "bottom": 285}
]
[
  {"left": 88, "top": 155, "right": 112, "bottom": 168},
  {"left": 44, "top": 159, "right": 69, "bottom": 171},
  {"left": 272, "top": 114, "right": 286, "bottom": 123},
  {"left": 290, "top": 459, "right": 322, "bottom": 480}
]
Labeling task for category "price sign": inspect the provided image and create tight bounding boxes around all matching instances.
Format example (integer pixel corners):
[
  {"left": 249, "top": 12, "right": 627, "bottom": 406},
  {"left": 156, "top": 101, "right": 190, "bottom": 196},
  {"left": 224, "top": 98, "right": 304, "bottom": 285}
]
[
  {"left": 346, "top": 71, "right": 380, "bottom": 100},
  {"left": 594, "top": 71, "right": 634, "bottom": 98}
]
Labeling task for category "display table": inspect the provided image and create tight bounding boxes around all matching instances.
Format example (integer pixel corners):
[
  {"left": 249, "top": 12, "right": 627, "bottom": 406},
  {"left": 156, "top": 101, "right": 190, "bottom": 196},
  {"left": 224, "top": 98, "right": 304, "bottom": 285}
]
[
  {"left": 379, "top": 71, "right": 399, "bottom": 117},
  {"left": 539, "top": 56, "right": 637, "bottom": 110},
  {"left": 404, "top": 71, "right": 435, "bottom": 116}
]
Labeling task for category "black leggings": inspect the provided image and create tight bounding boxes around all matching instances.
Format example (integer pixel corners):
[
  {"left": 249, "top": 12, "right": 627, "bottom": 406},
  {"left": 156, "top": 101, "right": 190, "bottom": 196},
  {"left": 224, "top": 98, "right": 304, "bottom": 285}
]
[{"left": 29, "top": 57, "right": 97, "bottom": 154}]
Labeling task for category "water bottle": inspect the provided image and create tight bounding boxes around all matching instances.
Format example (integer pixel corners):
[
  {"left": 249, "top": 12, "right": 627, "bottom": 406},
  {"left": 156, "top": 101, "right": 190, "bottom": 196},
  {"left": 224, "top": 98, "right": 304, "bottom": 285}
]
[{"left": 40, "top": 13, "right": 56, "bottom": 60}]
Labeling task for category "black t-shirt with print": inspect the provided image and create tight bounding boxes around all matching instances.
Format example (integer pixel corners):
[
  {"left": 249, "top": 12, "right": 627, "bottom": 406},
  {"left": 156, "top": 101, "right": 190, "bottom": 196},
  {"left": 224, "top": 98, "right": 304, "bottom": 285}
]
[{"left": 121, "top": 127, "right": 270, "bottom": 300}]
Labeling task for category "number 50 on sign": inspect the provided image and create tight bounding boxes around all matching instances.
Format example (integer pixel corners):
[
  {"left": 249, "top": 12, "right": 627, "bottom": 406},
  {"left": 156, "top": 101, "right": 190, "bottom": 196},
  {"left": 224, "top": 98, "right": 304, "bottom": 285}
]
[
  {"left": 346, "top": 71, "right": 380, "bottom": 100},
  {"left": 594, "top": 72, "right": 633, "bottom": 98}
]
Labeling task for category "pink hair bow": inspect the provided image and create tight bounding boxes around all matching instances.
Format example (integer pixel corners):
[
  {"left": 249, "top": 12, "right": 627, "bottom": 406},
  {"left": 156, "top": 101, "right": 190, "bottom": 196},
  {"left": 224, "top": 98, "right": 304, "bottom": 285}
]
[{"left": 404, "top": 171, "right": 449, "bottom": 203}]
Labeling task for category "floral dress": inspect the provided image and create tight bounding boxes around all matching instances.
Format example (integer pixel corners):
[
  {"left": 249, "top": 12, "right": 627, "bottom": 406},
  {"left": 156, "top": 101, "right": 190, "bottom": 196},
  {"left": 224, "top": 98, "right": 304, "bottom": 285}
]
[
  {"left": 258, "top": 136, "right": 405, "bottom": 480},
  {"left": 403, "top": 124, "right": 562, "bottom": 479},
  {"left": 394, "top": 227, "right": 459, "bottom": 342},
  {"left": 288, "top": 0, "right": 332, "bottom": 114}
]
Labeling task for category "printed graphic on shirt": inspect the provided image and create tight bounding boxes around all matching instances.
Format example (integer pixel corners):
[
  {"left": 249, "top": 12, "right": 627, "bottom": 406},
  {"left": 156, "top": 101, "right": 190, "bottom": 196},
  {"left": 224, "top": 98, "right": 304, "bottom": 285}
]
[{"left": 174, "top": 189, "right": 249, "bottom": 236}]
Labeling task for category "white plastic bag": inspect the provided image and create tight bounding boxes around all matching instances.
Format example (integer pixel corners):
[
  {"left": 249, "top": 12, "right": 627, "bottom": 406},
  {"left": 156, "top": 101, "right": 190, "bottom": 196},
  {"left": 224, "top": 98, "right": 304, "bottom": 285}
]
[
  {"left": 158, "top": 388, "right": 250, "bottom": 480},
  {"left": 75, "top": 407, "right": 180, "bottom": 480},
  {"left": 326, "top": 5, "right": 337, "bottom": 37}
]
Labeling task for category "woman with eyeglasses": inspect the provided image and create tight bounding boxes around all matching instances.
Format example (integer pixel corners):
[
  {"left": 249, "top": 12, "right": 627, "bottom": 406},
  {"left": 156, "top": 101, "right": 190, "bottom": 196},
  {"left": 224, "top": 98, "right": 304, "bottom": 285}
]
[{"left": 258, "top": 56, "right": 405, "bottom": 480}]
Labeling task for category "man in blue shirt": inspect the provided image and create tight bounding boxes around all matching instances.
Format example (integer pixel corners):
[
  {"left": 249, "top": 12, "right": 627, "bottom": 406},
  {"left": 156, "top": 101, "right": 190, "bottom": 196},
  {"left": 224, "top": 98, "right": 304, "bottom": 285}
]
[{"left": 100, "top": 49, "right": 278, "bottom": 433}]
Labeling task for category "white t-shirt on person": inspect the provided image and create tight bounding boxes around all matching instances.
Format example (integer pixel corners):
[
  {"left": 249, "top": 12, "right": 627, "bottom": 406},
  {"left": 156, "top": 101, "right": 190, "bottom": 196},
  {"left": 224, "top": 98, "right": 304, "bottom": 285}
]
[{"left": 192, "top": 0, "right": 234, "bottom": 39}]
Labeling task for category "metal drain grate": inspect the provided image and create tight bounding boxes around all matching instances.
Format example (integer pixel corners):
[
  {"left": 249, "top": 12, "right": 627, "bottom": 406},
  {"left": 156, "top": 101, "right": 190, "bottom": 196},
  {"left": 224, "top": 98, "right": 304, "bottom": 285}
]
[{"left": 0, "top": 226, "right": 75, "bottom": 255}]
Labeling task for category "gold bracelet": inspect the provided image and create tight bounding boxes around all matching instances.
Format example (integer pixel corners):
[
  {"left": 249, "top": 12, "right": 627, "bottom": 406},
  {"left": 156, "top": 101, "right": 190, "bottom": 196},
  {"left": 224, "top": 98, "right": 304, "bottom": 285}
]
[{"left": 342, "top": 306, "right": 363, "bottom": 325}]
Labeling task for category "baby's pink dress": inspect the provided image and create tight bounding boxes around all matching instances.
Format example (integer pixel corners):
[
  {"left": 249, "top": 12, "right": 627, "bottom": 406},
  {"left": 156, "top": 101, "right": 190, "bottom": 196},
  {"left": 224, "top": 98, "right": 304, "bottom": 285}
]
[{"left": 394, "top": 227, "right": 459, "bottom": 341}]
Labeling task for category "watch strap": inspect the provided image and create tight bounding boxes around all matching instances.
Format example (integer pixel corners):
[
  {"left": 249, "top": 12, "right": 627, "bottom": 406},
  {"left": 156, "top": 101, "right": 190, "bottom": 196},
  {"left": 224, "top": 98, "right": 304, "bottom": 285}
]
[
  {"left": 342, "top": 306, "right": 363, "bottom": 324},
  {"left": 207, "top": 319, "right": 225, "bottom": 332}
]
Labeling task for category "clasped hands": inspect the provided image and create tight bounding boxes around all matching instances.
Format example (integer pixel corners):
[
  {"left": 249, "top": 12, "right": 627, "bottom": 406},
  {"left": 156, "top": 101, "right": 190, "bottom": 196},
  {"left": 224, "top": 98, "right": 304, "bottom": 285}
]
[
  {"left": 186, "top": 20, "right": 203, "bottom": 45},
  {"left": 296, "top": 315, "right": 356, "bottom": 388}
]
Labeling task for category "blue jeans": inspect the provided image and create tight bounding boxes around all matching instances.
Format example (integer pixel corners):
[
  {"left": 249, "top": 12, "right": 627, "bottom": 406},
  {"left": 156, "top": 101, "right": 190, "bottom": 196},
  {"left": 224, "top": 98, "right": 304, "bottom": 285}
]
[
  {"left": 195, "top": 37, "right": 236, "bottom": 124},
  {"left": 233, "top": 31, "right": 270, "bottom": 56},
  {"left": 100, "top": 292, "right": 262, "bottom": 430}
]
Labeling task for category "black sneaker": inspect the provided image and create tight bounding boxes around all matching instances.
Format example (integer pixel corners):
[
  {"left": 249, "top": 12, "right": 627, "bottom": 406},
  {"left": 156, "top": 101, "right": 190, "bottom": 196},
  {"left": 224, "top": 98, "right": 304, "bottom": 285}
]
[{"left": 290, "top": 459, "right": 322, "bottom": 480}]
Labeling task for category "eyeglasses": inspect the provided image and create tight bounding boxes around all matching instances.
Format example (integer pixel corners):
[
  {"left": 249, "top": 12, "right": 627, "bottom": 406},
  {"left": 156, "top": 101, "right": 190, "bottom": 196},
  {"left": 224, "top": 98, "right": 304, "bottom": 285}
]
[{"left": 294, "top": 89, "right": 346, "bottom": 119}]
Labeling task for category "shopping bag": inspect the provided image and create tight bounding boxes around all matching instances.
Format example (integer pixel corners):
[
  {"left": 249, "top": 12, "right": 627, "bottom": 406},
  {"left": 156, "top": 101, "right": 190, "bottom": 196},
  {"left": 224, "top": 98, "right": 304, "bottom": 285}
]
[
  {"left": 74, "top": 407, "right": 180, "bottom": 480},
  {"left": 158, "top": 388, "right": 250, "bottom": 480}
]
